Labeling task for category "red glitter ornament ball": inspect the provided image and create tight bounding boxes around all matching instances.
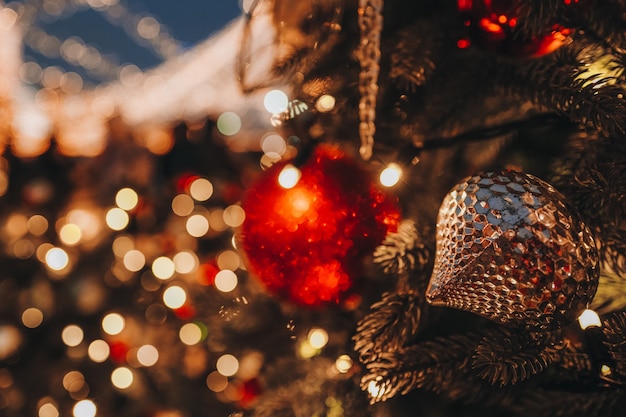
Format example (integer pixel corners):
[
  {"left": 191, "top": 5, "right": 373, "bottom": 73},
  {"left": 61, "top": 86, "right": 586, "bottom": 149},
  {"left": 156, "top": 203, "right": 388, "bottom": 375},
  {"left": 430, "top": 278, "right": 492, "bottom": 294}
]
[
  {"left": 457, "top": 0, "right": 572, "bottom": 57},
  {"left": 241, "top": 144, "right": 401, "bottom": 306}
]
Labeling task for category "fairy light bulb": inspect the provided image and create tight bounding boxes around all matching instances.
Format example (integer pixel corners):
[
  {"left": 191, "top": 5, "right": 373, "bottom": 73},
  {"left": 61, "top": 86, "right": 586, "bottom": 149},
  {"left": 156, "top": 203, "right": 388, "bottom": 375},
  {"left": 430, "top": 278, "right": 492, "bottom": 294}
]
[
  {"left": 578, "top": 308, "right": 601, "bottom": 330},
  {"left": 278, "top": 164, "right": 301, "bottom": 189},
  {"left": 379, "top": 163, "right": 402, "bottom": 187}
]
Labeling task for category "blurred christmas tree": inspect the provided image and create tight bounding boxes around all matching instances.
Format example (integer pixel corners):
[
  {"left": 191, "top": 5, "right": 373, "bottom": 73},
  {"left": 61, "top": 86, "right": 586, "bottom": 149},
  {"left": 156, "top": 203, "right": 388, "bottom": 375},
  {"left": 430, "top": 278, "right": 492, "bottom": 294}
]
[{"left": 1, "top": 0, "right": 626, "bottom": 416}]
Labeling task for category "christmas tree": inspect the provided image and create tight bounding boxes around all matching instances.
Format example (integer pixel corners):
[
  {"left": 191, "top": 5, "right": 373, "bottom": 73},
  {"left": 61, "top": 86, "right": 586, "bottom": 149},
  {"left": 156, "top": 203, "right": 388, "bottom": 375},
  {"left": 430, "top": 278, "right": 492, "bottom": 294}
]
[{"left": 1, "top": 1, "right": 626, "bottom": 416}]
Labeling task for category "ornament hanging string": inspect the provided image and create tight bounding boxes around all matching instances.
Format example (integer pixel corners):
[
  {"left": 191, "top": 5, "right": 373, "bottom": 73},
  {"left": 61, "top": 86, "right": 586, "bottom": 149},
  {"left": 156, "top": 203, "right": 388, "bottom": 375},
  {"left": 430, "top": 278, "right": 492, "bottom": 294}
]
[{"left": 357, "top": 0, "right": 384, "bottom": 161}]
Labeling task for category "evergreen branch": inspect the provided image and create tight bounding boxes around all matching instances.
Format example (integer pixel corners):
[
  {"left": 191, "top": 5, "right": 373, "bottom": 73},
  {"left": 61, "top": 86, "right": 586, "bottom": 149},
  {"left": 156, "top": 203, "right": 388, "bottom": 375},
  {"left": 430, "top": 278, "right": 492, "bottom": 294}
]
[
  {"left": 505, "top": 44, "right": 626, "bottom": 137},
  {"left": 360, "top": 333, "right": 484, "bottom": 403},
  {"left": 592, "top": 271, "right": 626, "bottom": 314},
  {"left": 372, "top": 220, "right": 430, "bottom": 277},
  {"left": 353, "top": 291, "right": 422, "bottom": 363},
  {"left": 603, "top": 312, "right": 626, "bottom": 378},
  {"left": 389, "top": 20, "right": 440, "bottom": 91},
  {"left": 514, "top": 387, "right": 626, "bottom": 417},
  {"left": 513, "top": 0, "right": 567, "bottom": 40},
  {"left": 549, "top": 133, "right": 626, "bottom": 275},
  {"left": 472, "top": 327, "right": 562, "bottom": 386}
]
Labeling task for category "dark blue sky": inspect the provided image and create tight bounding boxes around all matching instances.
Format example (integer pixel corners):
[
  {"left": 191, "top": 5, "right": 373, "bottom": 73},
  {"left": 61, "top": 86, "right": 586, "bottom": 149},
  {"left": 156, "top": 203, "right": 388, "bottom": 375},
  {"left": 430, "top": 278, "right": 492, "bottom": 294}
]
[{"left": 23, "top": 0, "right": 242, "bottom": 84}]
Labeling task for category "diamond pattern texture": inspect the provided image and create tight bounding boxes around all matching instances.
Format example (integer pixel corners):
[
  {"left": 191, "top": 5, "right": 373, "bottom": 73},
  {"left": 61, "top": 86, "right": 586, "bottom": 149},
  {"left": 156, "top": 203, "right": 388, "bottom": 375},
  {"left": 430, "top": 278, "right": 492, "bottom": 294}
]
[{"left": 426, "top": 170, "right": 599, "bottom": 329}]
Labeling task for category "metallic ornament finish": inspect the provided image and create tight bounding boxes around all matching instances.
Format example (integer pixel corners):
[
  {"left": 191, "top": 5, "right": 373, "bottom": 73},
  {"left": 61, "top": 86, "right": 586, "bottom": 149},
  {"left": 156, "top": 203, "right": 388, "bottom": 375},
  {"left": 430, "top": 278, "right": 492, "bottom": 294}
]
[{"left": 426, "top": 170, "right": 599, "bottom": 329}]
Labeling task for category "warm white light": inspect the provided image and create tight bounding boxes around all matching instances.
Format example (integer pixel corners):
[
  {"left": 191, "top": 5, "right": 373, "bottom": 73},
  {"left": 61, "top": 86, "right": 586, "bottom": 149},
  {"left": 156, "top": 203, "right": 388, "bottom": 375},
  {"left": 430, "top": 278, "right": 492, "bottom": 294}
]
[
  {"left": 186, "top": 214, "right": 209, "bottom": 237},
  {"left": 216, "top": 354, "right": 239, "bottom": 377},
  {"left": 137, "top": 344, "right": 159, "bottom": 367},
  {"left": 59, "top": 224, "right": 82, "bottom": 246},
  {"left": 88, "top": 339, "right": 110, "bottom": 363},
  {"left": 216, "top": 250, "right": 240, "bottom": 271},
  {"left": 206, "top": 371, "right": 228, "bottom": 392},
  {"left": 335, "top": 355, "right": 353, "bottom": 373},
  {"left": 223, "top": 205, "right": 245, "bottom": 227},
  {"left": 111, "top": 367, "right": 133, "bottom": 389},
  {"left": 115, "top": 188, "right": 139, "bottom": 211},
  {"left": 123, "top": 250, "right": 145, "bottom": 272},
  {"left": 72, "top": 399, "right": 96, "bottom": 417},
  {"left": 278, "top": 164, "right": 301, "bottom": 189},
  {"left": 22, "top": 307, "right": 44, "bottom": 328},
  {"left": 380, "top": 163, "right": 403, "bottom": 187},
  {"left": 263, "top": 89, "right": 289, "bottom": 114},
  {"left": 62, "top": 325, "right": 84, "bottom": 347},
  {"left": 217, "top": 112, "right": 242, "bottom": 136},
  {"left": 578, "top": 308, "right": 602, "bottom": 330},
  {"left": 137, "top": 16, "right": 160, "bottom": 39},
  {"left": 173, "top": 251, "right": 198, "bottom": 274},
  {"left": 214, "top": 270, "right": 238, "bottom": 293},
  {"left": 367, "top": 381, "right": 382, "bottom": 398},
  {"left": 308, "top": 328, "right": 329, "bottom": 349},
  {"left": 163, "top": 286, "right": 187, "bottom": 309},
  {"left": 106, "top": 208, "right": 130, "bottom": 231},
  {"left": 171, "top": 194, "right": 194, "bottom": 216},
  {"left": 45, "top": 247, "right": 69, "bottom": 271},
  {"left": 261, "top": 133, "right": 286, "bottom": 158},
  {"left": 189, "top": 178, "right": 214, "bottom": 201},
  {"left": 179, "top": 323, "right": 202, "bottom": 345},
  {"left": 315, "top": 94, "right": 336, "bottom": 112},
  {"left": 28, "top": 215, "right": 49, "bottom": 236},
  {"left": 102, "top": 313, "right": 125, "bottom": 335},
  {"left": 39, "top": 402, "right": 59, "bottom": 417},
  {"left": 152, "top": 256, "right": 175, "bottom": 280}
]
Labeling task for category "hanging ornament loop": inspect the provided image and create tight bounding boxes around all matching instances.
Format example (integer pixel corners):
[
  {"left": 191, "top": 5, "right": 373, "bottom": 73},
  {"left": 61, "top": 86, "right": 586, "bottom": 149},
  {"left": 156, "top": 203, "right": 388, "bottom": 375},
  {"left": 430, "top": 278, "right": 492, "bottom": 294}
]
[{"left": 357, "top": 0, "right": 384, "bottom": 161}]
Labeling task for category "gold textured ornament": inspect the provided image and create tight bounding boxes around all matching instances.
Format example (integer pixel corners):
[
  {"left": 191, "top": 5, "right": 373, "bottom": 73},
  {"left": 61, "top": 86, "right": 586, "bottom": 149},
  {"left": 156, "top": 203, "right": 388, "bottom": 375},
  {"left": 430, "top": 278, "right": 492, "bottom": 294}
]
[{"left": 426, "top": 170, "right": 599, "bottom": 330}]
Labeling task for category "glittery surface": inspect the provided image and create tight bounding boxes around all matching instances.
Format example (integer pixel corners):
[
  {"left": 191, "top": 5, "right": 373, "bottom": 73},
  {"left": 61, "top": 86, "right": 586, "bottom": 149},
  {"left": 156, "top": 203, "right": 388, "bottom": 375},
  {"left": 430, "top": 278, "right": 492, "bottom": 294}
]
[
  {"left": 426, "top": 170, "right": 599, "bottom": 329},
  {"left": 241, "top": 145, "right": 400, "bottom": 306}
]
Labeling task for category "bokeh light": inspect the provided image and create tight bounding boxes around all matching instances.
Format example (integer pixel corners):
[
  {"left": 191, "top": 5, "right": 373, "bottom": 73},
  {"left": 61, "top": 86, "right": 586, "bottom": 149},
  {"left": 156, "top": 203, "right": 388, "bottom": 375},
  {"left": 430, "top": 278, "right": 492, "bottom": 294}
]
[
  {"left": 380, "top": 163, "right": 403, "bottom": 187},
  {"left": 163, "top": 286, "right": 187, "bottom": 309},
  {"left": 38, "top": 401, "right": 59, "bottom": 417},
  {"left": 214, "top": 270, "right": 238, "bottom": 292},
  {"left": 171, "top": 194, "right": 195, "bottom": 216},
  {"left": 102, "top": 313, "right": 125, "bottom": 335},
  {"left": 123, "top": 249, "right": 146, "bottom": 272},
  {"left": 152, "top": 256, "right": 175, "bottom": 280},
  {"left": 115, "top": 188, "right": 139, "bottom": 211},
  {"left": 315, "top": 94, "right": 336, "bottom": 112},
  {"left": 73, "top": 399, "right": 96, "bottom": 417},
  {"left": 105, "top": 208, "right": 130, "bottom": 231},
  {"left": 111, "top": 367, "right": 133, "bottom": 389},
  {"left": 206, "top": 371, "right": 228, "bottom": 392},
  {"left": 217, "top": 112, "right": 242, "bottom": 136},
  {"left": 278, "top": 164, "right": 301, "bottom": 189},
  {"left": 59, "top": 223, "right": 82, "bottom": 246},
  {"left": 308, "top": 328, "right": 329, "bottom": 349},
  {"left": 27, "top": 214, "right": 49, "bottom": 236},
  {"left": 88, "top": 340, "right": 110, "bottom": 363},
  {"left": 263, "top": 89, "right": 289, "bottom": 113},
  {"left": 335, "top": 355, "right": 353, "bottom": 373},
  {"left": 173, "top": 251, "right": 198, "bottom": 274},
  {"left": 186, "top": 214, "right": 209, "bottom": 237},
  {"left": 136, "top": 344, "right": 159, "bottom": 367},
  {"left": 45, "top": 247, "right": 69, "bottom": 271},
  {"left": 216, "top": 354, "right": 239, "bottom": 377},
  {"left": 179, "top": 323, "right": 202, "bottom": 345},
  {"left": 189, "top": 178, "right": 214, "bottom": 201},
  {"left": 22, "top": 307, "right": 44, "bottom": 328},
  {"left": 62, "top": 325, "right": 84, "bottom": 347},
  {"left": 223, "top": 205, "right": 245, "bottom": 227}
]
